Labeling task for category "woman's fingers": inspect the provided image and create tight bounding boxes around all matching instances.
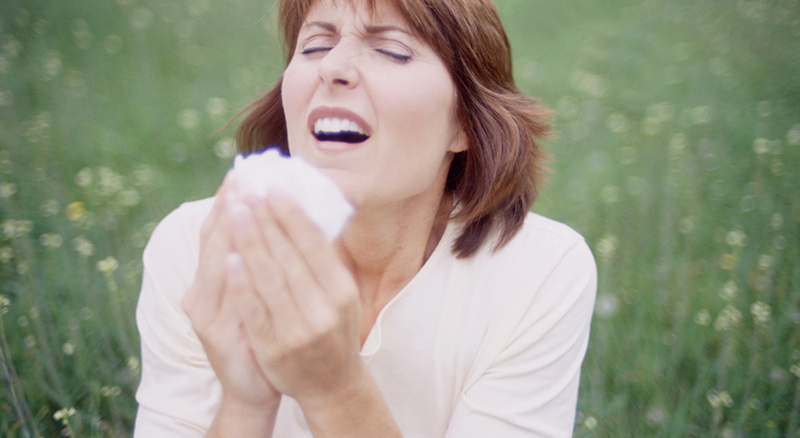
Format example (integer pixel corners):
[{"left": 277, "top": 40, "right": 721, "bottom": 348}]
[
  {"left": 225, "top": 252, "right": 275, "bottom": 348},
  {"left": 248, "top": 199, "right": 336, "bottom": 324},
  {"left": 225, "top": 194, "right": 304, "bottom": 332},
  {"left": 193, "top": 251, "right": 281, "bottom": 409},
  {"left": 183, "top": 191, "right": 232, "bottom": 324},
  {"left": 266, "top": 195, "right": 359, "bottom": 305},
  {"left": 221, "top": 190, "right": 365, "bottom": 403},
  {"left": 201, "top": 185, "right": 224, "bottom": 238},
  {"left": 200, "top": 172, "right": 235, "bottom": 242},
  {"left": 182, "top": 175, "right": 285, "bottom": 411}
]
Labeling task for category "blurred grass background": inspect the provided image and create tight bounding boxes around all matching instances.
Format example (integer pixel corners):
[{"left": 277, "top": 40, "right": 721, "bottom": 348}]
[{"left": 0, "top": 0, "right": 798, "bottom": 436}]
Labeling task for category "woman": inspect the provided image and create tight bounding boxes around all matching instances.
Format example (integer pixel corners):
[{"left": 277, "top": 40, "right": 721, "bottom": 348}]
[{"left": 134, "top": 0, "right": 597, "bottom": 436}]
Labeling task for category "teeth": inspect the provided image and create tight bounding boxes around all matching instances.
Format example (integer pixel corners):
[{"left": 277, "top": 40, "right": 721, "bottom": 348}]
[{"left": 313, "top": 117, "right": 367, "bottom": 136}]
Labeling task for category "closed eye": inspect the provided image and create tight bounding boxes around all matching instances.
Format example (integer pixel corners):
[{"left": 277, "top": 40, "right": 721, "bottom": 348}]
[
  {"left": 375, "top": 49, "right": 411, "bottom": 62},
  {"left": 301, "top": 46, "right": 332, "bottom": 56}
]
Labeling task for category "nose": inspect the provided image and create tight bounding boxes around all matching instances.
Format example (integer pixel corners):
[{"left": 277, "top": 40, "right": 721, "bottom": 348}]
[{"left": 318, "top": 42, "right": 360, "bottom": 89}]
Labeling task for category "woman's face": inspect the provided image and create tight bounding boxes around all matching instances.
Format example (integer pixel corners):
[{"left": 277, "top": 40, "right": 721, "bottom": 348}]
[{"left": 281, "top": 0, "right": 465, "bottom": 211}]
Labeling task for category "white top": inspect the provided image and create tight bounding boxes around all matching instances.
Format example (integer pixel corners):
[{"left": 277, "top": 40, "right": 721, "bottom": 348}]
[{"left": 133, "top": 197, "right": 597, "bottom": 438}]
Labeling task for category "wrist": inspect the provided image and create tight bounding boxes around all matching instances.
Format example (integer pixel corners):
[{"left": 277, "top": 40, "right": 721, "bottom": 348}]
[
  {"left": 297, "top": 364, "right": 401, "bottom": 438},
  {"left": 207, "top": 395, "right": 282, "bottom": 438},
  {"left": 220, "top": 392, "right": 282, "bottom": 417},
  {"left": 295, "top": 359, "right": 368, "bottom": 413}
]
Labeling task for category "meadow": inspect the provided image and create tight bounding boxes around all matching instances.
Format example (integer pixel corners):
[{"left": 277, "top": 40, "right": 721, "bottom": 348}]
[{"left": 0, "top": 0, "right": 798, "bottom": 436}]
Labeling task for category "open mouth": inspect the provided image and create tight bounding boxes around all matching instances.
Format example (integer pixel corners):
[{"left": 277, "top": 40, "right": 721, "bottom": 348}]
[{"left": 313, "top": 117, "right": 370, "bottom": 144}]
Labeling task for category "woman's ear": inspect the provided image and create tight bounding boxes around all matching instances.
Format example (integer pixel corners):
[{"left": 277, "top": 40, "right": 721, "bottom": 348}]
[{"left": 449, "top": 128, "right": 468, "bottom": 153}]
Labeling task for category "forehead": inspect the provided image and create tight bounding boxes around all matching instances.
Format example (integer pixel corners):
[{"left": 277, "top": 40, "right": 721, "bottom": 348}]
[{"left": 301, "top": 0, "right": 410, "bottom": 31}]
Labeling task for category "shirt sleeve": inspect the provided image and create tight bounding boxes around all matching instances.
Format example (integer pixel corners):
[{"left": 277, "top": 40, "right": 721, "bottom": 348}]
[
  {"left": 133, "top": 201, "right": 220, "bottom": 437},
  {"left": 444, "top": 238, "right": 597, "bottom": 438}
]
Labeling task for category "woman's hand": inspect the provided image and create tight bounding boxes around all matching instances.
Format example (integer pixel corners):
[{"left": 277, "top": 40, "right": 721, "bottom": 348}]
[
  {"left": 181, "top": 181, "right": 282, "bottom": 417},
  {"left": 185, "top": 175, "right": 400, "bottom": 437},
  {"left": 224, "top": 183, "right": 367, "bottom": 409}
]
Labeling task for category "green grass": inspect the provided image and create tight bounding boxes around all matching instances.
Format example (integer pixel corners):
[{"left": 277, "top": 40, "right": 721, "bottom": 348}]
[{"left": 0, "top": 0, "right": 799, "bottom": 436}]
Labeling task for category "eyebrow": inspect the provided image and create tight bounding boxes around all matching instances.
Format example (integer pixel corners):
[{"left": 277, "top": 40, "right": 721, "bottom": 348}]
[
  {"left": 363, "top": 25, "right": 412, "bottom": 36},
  {"left": 303, "top": 21, "right": 337, "bottom": 33},
  {"left": 302, "top": 21, "right": 411, "bottom": 36}
]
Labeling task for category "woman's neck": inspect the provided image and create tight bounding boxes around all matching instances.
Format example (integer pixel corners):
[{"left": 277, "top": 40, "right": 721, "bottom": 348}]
[{"left": 336, "top": 191, "right": 452, "bottom": 310}]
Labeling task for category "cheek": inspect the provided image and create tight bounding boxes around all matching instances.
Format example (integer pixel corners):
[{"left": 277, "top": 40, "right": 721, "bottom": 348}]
[
  {"left": 281, "top": 63, "right": 313, "bottom": 131},
  {"left": 376, "top": 70, "right": 457, "bottom": 156},
  {"left": 374, "top": 82, "right": 456, "bottom": 186},
  {"left": 383, "top": 72, "right": 452, "bottom": 116}
]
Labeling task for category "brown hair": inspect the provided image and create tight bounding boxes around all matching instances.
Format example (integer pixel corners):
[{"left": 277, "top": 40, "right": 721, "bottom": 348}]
[{"left": 236, "top": 0, "right": 552, "bottom": 258}]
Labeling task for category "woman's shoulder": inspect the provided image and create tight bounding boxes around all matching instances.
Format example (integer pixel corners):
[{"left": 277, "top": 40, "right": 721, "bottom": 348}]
[
  {"left": 442, "top": 211, "right": 595, "bottom": 308},
  {"left": 430, "top": 212, "right": 596, "bottom": 387},
  {"left": 519, "top": 212, "right": 588, "bottom": 249},
  {"left": 448, "top": 211, "right": 596, "bottom": 317},
  {"left": 138, "top": 197, "right": 217, "bottom": 318},
  {"left": 141, "top": 197, "right": 216, "bottom": 292},
  {"left": 470, "top": 211, "right": 593, "bottom": 270},
  {"left": 145, "top": 197, "right": 216, "bottom": 256},
  {"left": 150, "top": 197, "right": 217, "bottom": 238}
]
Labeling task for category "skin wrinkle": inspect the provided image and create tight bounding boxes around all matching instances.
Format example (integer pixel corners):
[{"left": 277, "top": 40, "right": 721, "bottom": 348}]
[{"left": 299, "top": 26, "right": 417, "bottom": 66}]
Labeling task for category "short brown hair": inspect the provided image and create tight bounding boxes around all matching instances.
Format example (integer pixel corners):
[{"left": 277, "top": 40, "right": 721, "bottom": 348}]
[{"left": 236, "top": 0, "right": 551, "bottom": 258}]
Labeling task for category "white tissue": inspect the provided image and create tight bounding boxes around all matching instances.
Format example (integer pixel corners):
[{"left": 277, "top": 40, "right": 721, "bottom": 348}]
[{"left": 231, "top": 148, "right": 353, "bottom": 241}]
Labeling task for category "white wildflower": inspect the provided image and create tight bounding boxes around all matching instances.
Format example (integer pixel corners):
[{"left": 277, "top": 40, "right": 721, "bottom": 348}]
[
  {"left": 75, "top": 168, "right": 93, "bottom": 187},
  {"left": 594, "top": 295, "right": 619, "bottom": 318},
  {"left": 96, "top": 256, "right": 119, "bottom": 273},
  {"left": 0, "top": 182, "right": 16, "bottom": 198},
  {"left": 0, "top": 246, "right": 12, "bottom": 263},
  {"left": 127, "top": 356, "right": 140, "bottom": 371},
  {"left": 62, "top": 342, "right": 75, "bottom": 356},
  {"left": 751, "top": 301, "right": 771, "bottom": 324},
  {"left": 39, "top": 233, "right": 63, "bottom": 248},
  {"left": 714, "top": 304, "right": 742, "bottom": 331},
  {"left": 596, "top": 235, "right": 619, "bottom": 260},
  {"left": 719, "top": 280, "right": 738, "bottom": 301},
  {"left": 72, "top": 236, "right": 96, "bottom": 257},
  {"left": 694, "top": 309, "right": 711, "bottom": 326}
]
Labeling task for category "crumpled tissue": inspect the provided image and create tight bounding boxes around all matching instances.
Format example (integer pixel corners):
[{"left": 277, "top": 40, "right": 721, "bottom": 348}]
[{"left": 231, "top": 148, "right": 353, "bottom": 241}]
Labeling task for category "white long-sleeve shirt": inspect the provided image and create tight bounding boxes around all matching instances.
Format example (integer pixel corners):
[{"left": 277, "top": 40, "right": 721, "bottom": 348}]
[{"left": 133, "top": 197, "right": 597, "bottom": 437}]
